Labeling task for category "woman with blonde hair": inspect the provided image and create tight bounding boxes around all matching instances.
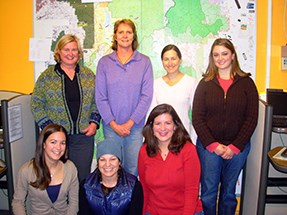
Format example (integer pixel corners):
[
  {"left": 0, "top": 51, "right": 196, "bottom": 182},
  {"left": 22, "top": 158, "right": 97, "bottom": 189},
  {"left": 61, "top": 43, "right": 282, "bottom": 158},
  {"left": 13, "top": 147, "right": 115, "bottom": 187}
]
[{"left": 31, "top": 34, "right": 101, "bottom": 181}]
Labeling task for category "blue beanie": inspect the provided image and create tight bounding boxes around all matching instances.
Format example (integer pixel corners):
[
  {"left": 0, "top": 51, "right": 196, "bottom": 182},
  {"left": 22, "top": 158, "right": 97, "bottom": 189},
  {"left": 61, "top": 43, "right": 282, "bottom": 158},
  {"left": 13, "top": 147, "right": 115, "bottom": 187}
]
[{"left": 96, "top": 139, "right": 122, "bottom": 161}]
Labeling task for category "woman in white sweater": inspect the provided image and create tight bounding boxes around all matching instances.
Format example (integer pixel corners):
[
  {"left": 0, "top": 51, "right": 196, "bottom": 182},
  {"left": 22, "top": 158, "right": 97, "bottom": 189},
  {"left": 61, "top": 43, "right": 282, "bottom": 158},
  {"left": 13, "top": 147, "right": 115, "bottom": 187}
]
[{"left": 149, "top": 44, "right": 198, "bottom": 143}]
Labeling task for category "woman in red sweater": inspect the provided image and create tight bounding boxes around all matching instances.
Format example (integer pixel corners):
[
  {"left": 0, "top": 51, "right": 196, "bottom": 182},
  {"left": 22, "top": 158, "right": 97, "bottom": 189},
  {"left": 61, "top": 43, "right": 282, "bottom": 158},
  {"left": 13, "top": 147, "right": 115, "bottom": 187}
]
[{"left": 138, "top": 104, "right": 203, "bottom": 215}]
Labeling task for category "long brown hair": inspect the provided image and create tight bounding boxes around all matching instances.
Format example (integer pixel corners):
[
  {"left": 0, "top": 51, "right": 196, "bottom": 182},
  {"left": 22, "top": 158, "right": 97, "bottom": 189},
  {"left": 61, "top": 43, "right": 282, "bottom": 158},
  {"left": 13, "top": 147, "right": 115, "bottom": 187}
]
[
  {"left": 143, "top": 104, "right": 191, "bottom": 157},
  {"left": 111, "top": 19, "right": 139, "bottom": 51},
  {"left": 30, "top": 124, "right": 68, "bottom": 190},
  {"left": 203, "top": 38, "right": 250, "bottom": 81}
]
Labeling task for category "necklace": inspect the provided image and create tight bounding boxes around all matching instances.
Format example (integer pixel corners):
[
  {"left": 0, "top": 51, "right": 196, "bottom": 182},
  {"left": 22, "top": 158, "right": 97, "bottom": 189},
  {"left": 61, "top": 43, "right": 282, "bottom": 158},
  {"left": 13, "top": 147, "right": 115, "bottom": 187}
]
[
  {"left": 49, "top": 162, "right": 60, "bottom": 178},
  {"left": 50, "top": 169, "right": 56, "bottom": 178},
  {"left": 160, "top": 145, "right": 169, "bottom": 160},
  {"left": 101, "top": 181, "right": 117, "bottom": 188},
  {"left": 116, "top": 52, "right": 133, "bottom": 65},
  {"left": 164, "top": 72, "right": 184, "bottom": 86},
  {"left": 161, "top": 152, "right": 168, "bottom": 161},
  {"left": 161, "top": 151, "right": 169, "bottom": 158}
]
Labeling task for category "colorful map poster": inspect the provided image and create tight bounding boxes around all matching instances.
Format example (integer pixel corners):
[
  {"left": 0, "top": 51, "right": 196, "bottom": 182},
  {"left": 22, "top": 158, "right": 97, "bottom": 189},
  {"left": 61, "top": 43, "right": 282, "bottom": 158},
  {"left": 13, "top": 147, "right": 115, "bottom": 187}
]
[{"left": 33, "top": 0, "right": 256, "bottom": 81}]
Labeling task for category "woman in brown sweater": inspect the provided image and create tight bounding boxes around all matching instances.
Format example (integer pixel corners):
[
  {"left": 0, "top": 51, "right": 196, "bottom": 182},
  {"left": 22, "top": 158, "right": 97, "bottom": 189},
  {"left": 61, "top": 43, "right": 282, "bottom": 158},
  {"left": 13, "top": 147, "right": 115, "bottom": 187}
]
[
  {"left": 12, "top": 124, "right": 78, "bottom": 215},
  {"left": 192, "top": 38, "right": 258, "bottom": 215}
]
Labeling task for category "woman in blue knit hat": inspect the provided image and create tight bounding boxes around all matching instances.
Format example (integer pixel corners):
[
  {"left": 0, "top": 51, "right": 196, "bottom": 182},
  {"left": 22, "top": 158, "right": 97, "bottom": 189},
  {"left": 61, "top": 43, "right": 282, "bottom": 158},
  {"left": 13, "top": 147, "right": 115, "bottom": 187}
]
[{"left": 79, "top": 139, "right": 143, "bottom": 215}]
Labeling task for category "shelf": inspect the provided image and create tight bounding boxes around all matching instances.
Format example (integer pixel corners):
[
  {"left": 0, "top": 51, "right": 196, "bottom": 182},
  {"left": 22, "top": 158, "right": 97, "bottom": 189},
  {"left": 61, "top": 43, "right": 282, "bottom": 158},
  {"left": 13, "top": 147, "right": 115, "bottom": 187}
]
[
  {"left": 0, "top": 166, "right": 7, "bottom": 179},
  {"left": 265, "top": 132, "right": 287, "bottom": 206},
  {"left": 268, "top": 146, "right": 287, "bottom": 173},
  {"left": 0, "top": 180, "right": 7, "bottom": 189},
  {"left": 265, "top": 195, "right": 287, "bottom": 204},
  {"left": 272, "top": 127, "right": 287, "bottom": 133},
  {"left": 267, "top": 177, "right": 287, "bottom": 187}
]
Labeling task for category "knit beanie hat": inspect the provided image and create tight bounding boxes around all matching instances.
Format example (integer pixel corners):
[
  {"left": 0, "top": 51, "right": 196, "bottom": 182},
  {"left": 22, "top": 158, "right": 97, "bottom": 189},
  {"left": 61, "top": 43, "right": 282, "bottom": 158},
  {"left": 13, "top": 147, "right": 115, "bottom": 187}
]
[{"left": 96, "top": 139, "right": 122, "bottom": 161}]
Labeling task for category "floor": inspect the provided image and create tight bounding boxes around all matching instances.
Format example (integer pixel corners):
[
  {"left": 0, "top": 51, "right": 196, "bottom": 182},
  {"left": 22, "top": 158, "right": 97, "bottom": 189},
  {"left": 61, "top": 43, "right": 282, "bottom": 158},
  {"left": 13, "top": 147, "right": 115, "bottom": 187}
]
[
  {"left": 0, "top": 208, "right": 240, "bottom": 215},
  {"left": 1, "top": 209, "right": 239, "bottom": 215},
  {"left": 236, "top": 197, "right": 240, "bottom": 214},
  {"left": 0, "top": 199, "right": 241, "bottom": 215}
]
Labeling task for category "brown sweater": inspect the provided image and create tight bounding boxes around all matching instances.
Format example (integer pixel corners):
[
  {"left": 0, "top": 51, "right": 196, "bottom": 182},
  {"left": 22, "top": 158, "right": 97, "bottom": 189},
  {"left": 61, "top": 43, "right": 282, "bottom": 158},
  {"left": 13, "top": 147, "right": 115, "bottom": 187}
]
[
  {"left": 12, "top": 160, "right": 79, "bottom": 215},
  {"left": 192, "top": 75, "right": 259, "bottom": 151}
]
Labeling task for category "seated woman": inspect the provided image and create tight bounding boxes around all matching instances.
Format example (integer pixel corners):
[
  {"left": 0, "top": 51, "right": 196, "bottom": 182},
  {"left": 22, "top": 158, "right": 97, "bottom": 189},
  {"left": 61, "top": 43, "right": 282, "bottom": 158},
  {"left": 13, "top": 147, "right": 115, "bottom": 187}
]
[
  {"left": 79, "top": 138, "right": 143, "bottom": 215},
  {"left": 12, "top": 124, "right": 79, "bottom": 215},
  {"left": 138, "top": 104, "right": 203, "bottom": 215}
]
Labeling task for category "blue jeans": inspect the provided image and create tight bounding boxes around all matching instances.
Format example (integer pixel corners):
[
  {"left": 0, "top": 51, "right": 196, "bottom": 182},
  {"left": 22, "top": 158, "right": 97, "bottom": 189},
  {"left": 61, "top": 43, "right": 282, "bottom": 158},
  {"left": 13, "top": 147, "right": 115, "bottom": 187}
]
[
  {"left": 103, "top": 125, "right": 143, "bottom": 176},
  {"left": 68, "top": 134, "right": 94, "bottom": 182},
  {"left": 196, "top": 139, "right": 250, "bottom": 215}
]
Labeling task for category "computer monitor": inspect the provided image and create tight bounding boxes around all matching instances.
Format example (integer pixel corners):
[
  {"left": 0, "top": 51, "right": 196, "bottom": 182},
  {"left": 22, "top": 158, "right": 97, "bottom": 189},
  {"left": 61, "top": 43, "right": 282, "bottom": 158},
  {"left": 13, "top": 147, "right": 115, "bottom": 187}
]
[{"left": 266, "top": 89, "right": 287, "bottom": 116}]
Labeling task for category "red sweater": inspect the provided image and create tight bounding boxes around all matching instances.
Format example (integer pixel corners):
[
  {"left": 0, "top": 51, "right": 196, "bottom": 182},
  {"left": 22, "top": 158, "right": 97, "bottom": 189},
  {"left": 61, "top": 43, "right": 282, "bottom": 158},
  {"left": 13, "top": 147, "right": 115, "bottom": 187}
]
[{"left": 138, "top": 142, "right": 203, "bottom": 215}]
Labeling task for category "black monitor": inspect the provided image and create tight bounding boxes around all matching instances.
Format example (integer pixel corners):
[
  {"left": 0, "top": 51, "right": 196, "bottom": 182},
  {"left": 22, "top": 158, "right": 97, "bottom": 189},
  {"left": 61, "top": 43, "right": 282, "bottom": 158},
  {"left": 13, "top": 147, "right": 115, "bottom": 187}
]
[{"left": 266, "top": 88, "right": 287, "bottom": 116}]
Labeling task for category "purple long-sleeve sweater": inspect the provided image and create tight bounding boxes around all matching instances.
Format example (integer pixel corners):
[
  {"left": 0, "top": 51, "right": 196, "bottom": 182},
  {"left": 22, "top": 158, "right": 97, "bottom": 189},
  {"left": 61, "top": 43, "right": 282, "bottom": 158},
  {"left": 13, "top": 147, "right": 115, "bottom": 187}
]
[{"left": 95, "top": 50, "right": 153, "bottom": 128}]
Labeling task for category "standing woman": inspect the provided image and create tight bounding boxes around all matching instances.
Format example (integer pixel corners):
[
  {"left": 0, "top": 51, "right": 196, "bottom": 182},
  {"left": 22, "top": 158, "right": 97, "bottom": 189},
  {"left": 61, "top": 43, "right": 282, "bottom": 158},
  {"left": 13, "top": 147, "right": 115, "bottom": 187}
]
[
  {"left": 149, "top": 44, "right": 198, "bottom": 143},
  {"left": 192, "top": 38, "right": 258, "bottom": 215},
  {"left": 31, "top": 34, "right": 101, "bottom": 181},
  {"left": 12, "top": 124, "right": 78, "bottom": 215},
  {"left": 138, "top": 104, "right": 203, "bottom": 215},
  {"left": 96, "top": 19, "right": 153, "bottom": 176}
]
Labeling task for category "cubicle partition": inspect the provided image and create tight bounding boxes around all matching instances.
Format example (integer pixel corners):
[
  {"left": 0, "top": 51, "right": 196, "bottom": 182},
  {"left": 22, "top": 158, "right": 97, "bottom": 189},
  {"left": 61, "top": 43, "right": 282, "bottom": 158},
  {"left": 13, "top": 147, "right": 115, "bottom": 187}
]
[
  {"left": 240, "top": 99, "right": 287, "bottom": 215},
  {"left": 240, "top": 99, "right": 272, "bottom": 214},
  {"left": 0, "top": 91, "right": 37, "bottom": 212}
]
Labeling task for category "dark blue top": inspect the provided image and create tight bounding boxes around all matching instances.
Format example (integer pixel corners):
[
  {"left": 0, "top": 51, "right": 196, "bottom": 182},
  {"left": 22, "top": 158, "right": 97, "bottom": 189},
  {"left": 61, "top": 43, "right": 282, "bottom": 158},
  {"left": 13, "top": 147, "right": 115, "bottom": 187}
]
[{"left": 47, "top": 184, "right": 61, "bottom": 203}]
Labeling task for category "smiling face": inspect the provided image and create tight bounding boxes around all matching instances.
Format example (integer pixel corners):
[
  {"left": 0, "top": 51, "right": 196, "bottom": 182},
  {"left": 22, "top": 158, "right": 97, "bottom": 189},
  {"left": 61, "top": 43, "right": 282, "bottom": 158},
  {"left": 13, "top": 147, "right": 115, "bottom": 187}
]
[
  {"left": 114, "top": 23, "right": 134, "bottom": 50},
  {"left": 153, "top": 113, "right": 176, "bottom": 145},
  {"left": 58, "top": 41, "right": 79, "bottom": 68},
  {"left": 98, "top": 154, "right": 120, "bottom": 180},
  {"left": 44, "top": 131, "right": 66, "bottom": 163},
  {"left": 212, "top": 45, "right": 235, "bottom": 73},
  {"left": 162, "top": 49, "right": 182, "bottom": 75}
]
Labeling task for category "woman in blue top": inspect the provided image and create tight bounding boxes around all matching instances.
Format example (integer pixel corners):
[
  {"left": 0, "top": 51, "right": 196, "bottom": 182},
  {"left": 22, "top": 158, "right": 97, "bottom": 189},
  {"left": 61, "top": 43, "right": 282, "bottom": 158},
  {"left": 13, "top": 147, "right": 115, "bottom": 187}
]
[
  {"left": 79, "top": 138, "right": 143, "bottom": 215},
  {"left": 12, "top": 124, "right": 78, "bottom": 215},
  {"left": 95, "top": 19, "right": 153, "bottom": 176}
]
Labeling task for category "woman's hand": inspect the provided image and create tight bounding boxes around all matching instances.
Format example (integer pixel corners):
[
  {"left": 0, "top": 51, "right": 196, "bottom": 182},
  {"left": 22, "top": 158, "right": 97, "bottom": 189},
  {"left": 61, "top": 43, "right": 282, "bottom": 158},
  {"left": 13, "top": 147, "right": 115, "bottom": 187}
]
[
  {"left": 110, "top": 120, "right": 134, "bottom": 137},
  {"left": 121, "top": 119, "right": 134, "bottom": 132},
  {"left": 82, "top": 123, "right": 97, "bottom": 136},
  {"left": 214, "top": 144, "right": 227, "bottom": 156},
  {"left": 221, "top": 147, "right": 235, "bottom": 160}
]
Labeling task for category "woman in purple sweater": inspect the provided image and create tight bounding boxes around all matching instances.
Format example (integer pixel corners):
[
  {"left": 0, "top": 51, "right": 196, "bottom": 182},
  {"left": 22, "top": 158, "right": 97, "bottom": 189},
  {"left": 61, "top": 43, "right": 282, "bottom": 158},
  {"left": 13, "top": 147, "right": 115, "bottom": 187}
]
[
  {"left": 192, "top": 38, "right": 258, "bottom": 215},
  {"left": 95, "top": 19, "right": 153, "bottom": 176}
]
